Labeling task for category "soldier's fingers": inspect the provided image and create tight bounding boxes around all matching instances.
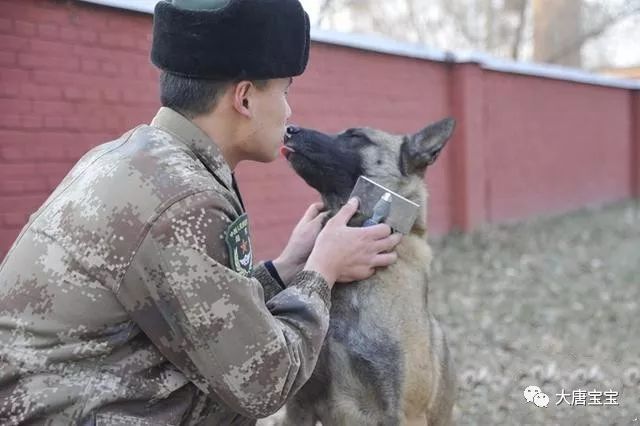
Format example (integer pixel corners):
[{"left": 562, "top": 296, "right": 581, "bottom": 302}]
[
  {"left": 311, "top": 211, "right": 330, "bottom": 223},
  {"left": 302, "top": 202, "right": 325, "bottom": 221},
  {"left": 329, "top": 198, "right": 358, "bottom": 226},
  {"left": 373, "top": 233, "right": 403, "bottom": 253},
  {"left": 361, "top": 267, "right": 376, "bottom": 280},
  {"left": 371, "top": 252, "right": 398, "bottom": 268},
  {"left": 363, "top": 223, "right": 393, "bottom": 240}
]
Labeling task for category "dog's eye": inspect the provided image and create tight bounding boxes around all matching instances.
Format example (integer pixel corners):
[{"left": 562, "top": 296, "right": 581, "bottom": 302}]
[{"left": 343, "top": 129, "right": 360, "bottom": 138}]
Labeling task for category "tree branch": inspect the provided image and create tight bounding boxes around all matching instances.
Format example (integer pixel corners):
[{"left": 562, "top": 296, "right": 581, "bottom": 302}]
[
  {"left": 544, "top": 4, "right": 640, "bottom": 63},
  {"left": 316, "top": 0, "right": 335, "bottom": 27},
  {"left": 511, "top": 0, "right": 529, "bottom": 60}
]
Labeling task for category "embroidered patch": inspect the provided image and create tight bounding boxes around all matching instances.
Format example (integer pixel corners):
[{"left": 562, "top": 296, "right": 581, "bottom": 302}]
[{"left": 224, "top": 213, "right": 253, "bottom": 276}]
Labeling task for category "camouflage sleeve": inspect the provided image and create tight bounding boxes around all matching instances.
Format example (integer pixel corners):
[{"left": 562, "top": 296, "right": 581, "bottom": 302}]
[
  {"left": 116, "top": 191, "right": 331, "bottom": 418},
  {"left": 252, "top": 262, "right": 285, "bottom": 301}
]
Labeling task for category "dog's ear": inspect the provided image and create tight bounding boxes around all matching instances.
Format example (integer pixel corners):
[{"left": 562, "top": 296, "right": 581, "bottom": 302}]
[{"left": 400, "top": 118, "right": 455, "bottom": 175}]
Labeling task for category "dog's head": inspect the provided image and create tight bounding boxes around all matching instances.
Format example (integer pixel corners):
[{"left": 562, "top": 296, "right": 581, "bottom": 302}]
[{"left": 282, "top": 118, "right": 455, "bottom": 233}]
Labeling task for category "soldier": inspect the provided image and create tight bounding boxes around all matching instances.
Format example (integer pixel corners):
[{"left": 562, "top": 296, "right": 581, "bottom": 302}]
[{"left": 0, "top": 0, "right": 402, "bottom": 424}]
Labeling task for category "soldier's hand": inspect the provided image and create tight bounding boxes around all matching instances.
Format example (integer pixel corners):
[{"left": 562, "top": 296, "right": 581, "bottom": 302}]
[
  {"left": 305, "top": 198, "right": 402, "bottom": 286},
  {"left": 273, "top": 202, "right": 328, "bottom": 283}
]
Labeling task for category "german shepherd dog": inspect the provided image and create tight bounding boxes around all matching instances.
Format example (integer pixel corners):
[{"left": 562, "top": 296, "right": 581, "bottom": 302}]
[{"left": 280, "top": 118, "right": 457, "bottom": 426}]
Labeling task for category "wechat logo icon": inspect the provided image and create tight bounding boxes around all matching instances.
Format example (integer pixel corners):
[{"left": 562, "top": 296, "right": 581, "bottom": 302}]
[{"left": 524, "top": 385, "right": 549, "bottom": 408}]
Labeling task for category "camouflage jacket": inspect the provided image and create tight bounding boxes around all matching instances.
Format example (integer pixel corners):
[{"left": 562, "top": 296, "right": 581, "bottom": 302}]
[{"left": 0, "top": 107, "right": 331, "bottom": 425}]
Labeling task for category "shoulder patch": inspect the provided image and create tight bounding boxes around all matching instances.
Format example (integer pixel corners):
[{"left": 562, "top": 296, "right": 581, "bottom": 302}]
[{"left": 224, "top": 213, "right": 253, "bottom": 276}]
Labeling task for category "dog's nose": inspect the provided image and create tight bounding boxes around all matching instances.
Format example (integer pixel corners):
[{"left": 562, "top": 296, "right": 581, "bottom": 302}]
[{"left": 286, "top": 125, "right": 301, "bottom": 136}]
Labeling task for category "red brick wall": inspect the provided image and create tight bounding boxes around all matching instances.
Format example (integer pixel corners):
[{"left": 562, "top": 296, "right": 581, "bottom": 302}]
[
  {"left": 484, "top": 72, "right": 634, "bottom": 223},
  {"left": 0, "top": 0, "right": 159, "bottom": 259},
  {"left": 633, "top": 91, "right": 640, "bottom": 199},
  {"left": 1, "top": 0, "right": 638, "bottom": 261}
]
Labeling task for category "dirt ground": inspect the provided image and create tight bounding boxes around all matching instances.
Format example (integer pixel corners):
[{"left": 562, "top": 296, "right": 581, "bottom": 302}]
[
  {"left": 430, "top": 200, "right": 640, "bottom": 425},
  {"left": 261, "top": 200, "right": 640, "bottom": 425}
]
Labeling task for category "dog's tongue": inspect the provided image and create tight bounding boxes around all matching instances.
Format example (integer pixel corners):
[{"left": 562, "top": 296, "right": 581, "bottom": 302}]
[{"left": 280, "top": 146, "right": 294, "bottom": 158}]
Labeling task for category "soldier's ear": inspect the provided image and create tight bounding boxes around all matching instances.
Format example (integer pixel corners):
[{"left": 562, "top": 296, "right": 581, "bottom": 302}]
[
  {"left": 232, "top": 81, "right": 253, "bottom": 118},
  {"left": 400, "top": 118, "right": 455, "bottom": 176}
]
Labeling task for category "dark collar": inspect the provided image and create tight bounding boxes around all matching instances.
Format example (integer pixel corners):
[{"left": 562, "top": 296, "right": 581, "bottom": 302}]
[
  {"left": 151, "top": 107, "right": 245, "bottom": 212},
  {"left": 151, "top": 107, "right": 234, "bottom": 191}
]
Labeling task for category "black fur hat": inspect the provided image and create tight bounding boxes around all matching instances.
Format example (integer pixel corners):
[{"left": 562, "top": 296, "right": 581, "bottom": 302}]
[{"left": 151, "top": 0, "right": 311, "bottom": 80}]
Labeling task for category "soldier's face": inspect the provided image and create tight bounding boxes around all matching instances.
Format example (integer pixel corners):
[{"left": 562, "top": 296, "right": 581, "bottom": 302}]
[{"left": 245, "top": 78, "right": 292, "bottom": 162}]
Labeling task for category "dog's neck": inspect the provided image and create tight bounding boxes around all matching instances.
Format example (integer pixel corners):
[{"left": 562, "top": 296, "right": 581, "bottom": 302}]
[
  {"left": 406, "top": 182, "right": 429, "bottom": 238},
  {"left": 412, "top": 198, "right": 429, "bottom": 235},
  {"left": 321, "top": 182, "right": 430, "bottom": 236},
  {"left": 323, "top": 197, "right": 429, "bottom": 239}
]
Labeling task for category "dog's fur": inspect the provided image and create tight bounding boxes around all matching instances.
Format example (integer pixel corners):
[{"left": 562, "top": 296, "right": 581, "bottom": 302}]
[{"left": 280, "top": 118, "right": 457, "bottom": 426}]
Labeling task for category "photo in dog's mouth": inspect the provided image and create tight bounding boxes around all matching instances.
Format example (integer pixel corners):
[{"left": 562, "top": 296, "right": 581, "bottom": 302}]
[{"left": 349, "top": 175, "right": 419, "bottom": 235}]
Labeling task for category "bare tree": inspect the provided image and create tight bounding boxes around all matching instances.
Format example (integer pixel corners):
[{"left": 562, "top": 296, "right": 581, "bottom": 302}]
[
  {"left": 511, "top": 0, "right": 529, "bottom": 60},
  {"left": 542, "top": 0, "right": 640, "bottom": 65},
  {"left": 312, "top": 0, "right": 640, "bottom": 69},
  {"left": 533, "top": 0, "right": 582, "bottom": 67}
]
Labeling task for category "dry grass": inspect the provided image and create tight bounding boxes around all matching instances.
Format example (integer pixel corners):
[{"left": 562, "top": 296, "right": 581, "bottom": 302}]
[{"left": 430, "top": 200, "right": 640, "bottom": 425}]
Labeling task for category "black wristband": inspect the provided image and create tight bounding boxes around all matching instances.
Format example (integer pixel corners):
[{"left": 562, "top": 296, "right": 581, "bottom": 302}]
[{"left": 264, "top": 260, "right": 286, "bottom": 289}]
